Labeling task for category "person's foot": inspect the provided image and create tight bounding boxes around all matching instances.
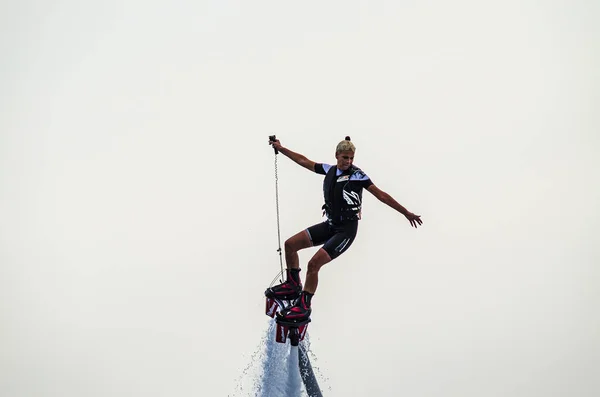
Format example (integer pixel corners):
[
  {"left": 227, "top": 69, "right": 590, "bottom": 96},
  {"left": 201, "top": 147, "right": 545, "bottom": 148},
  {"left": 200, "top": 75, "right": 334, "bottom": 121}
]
[
  {"left": 277, "top": 293, "right": 311, "bottom": 322},
  {"left": 265, "top": 279, "right": 302, "bottom": 300}
]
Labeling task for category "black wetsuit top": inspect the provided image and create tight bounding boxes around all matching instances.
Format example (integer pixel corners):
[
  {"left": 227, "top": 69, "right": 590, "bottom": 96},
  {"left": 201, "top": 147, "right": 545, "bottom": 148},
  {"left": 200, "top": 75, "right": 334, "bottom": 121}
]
[{"left": 314, "top": 163, "right": 373, "bottom": 224}]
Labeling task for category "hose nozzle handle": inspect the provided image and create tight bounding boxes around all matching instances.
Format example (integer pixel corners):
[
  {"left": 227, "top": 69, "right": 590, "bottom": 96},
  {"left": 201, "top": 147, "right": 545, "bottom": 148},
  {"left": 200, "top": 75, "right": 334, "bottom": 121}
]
[{"left": 269, "top": 135, "right": 278, "bottom": 154}]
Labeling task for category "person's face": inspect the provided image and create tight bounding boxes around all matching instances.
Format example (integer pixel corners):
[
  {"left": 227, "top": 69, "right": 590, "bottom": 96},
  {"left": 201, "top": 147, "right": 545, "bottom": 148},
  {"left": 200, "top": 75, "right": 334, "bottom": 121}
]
[{"left": 336, "top": 150, "right": 354, "bottom": 171}]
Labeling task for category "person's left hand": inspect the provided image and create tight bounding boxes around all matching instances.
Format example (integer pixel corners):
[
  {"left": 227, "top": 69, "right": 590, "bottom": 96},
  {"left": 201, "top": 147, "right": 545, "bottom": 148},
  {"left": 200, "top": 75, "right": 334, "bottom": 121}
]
[{"left": 405, "top": 212, "right": 423, "bottom": 228}]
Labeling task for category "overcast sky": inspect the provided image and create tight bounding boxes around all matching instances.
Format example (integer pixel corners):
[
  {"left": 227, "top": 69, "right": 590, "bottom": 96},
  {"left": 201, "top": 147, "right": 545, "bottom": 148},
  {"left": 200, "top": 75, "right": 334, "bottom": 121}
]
[{"left": 1, "top": 1, "right": 599, "bottom": 396}]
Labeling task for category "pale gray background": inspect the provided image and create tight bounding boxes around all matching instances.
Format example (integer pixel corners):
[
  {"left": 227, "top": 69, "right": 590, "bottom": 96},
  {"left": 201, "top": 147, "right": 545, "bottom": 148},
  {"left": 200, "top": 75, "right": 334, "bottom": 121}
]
[{"left": 1, "top": 1, "right": 598, "bottom": 396}]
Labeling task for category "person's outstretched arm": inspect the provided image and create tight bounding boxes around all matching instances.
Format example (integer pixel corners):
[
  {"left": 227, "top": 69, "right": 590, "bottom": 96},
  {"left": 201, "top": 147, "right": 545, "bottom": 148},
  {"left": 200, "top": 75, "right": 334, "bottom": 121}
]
[
  {"left": 268, "top": 138, "right": 316, "bottom": 172},
  {"left": 366, "top": 184, "right": 423, "bottom": 228}
]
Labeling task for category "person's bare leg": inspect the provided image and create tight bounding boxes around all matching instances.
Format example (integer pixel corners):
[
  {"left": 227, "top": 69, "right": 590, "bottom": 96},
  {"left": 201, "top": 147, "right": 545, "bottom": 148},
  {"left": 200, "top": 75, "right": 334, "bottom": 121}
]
[
  {"left": 284, "top": 230, "right": 312, "bottom": 270},
  {"left": 303, "top": 248, "right": 333, "bottom": 294}
]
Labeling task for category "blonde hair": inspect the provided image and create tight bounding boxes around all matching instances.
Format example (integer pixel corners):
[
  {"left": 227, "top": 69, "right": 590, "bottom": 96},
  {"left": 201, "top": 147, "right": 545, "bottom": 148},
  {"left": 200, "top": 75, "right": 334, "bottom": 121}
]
[{"left": 336, "top": 136, "right": 356, "bottom": 153}]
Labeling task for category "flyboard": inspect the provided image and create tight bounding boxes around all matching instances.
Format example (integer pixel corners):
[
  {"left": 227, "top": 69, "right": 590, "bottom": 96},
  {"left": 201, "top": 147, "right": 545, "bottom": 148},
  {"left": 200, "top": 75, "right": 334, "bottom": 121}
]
[
  {"left": 264, "top": 135, "right": 310, "bottom": 347},
  {"left": 265, "top": 294, "right": 310, "bottom": 347}
]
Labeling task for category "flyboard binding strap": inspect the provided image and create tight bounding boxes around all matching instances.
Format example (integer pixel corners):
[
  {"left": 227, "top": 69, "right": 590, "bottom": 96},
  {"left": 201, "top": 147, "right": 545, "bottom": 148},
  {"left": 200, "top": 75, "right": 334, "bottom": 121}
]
[{"left": 265, "top": 296, "right": 310, "bottom": 346}]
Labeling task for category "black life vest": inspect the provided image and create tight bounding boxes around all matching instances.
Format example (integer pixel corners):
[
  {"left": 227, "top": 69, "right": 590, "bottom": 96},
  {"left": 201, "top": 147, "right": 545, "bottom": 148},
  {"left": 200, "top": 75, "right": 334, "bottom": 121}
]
[{"left": 322, "top": 165, "right": 364, "bottom": 223}]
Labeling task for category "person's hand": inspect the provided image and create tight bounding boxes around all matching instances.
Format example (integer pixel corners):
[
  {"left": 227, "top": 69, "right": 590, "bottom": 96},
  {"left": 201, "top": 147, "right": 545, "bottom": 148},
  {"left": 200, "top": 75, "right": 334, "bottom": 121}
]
[
  {"left": 405, "top": 212, "right": 423, "bottom": 228},
  {"left": 269, "top": 138, "right": 282, "bottom": 152}
]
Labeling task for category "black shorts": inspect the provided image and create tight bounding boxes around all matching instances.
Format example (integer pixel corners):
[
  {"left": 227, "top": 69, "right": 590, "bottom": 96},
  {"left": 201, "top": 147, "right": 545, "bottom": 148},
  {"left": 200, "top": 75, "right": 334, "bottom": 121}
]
[{"left": 306, "top": 220, "right": 359, "bottom": 260}]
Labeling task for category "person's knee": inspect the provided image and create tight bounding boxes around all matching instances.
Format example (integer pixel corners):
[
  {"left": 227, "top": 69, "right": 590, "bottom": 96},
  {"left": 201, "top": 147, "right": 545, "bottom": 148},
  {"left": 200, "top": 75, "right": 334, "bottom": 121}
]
[
  {"left": 284, "top": 238, "right": 297, "bottom": 254},
  {"left": 306, "top": 259, "right": 322, "bottom": 274},
  {"left": 307, "top": 251, "right": 331, "bottom": 274},
  {"left": 285, "top": 231, "right": 311, "bottom": 253}
]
